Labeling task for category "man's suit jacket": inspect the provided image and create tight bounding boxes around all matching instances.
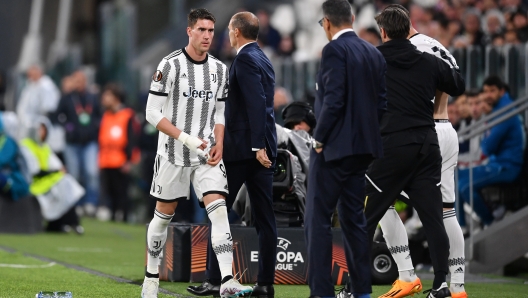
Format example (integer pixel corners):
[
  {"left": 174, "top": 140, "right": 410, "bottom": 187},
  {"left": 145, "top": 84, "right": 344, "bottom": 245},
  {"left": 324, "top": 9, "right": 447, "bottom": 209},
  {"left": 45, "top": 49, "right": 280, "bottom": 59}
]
[
  {"left": 313, "top": 31, "right": 387, "bottom": 162},
  {"left": 224, "top": 42, "right": 277, "bottom": 162}
]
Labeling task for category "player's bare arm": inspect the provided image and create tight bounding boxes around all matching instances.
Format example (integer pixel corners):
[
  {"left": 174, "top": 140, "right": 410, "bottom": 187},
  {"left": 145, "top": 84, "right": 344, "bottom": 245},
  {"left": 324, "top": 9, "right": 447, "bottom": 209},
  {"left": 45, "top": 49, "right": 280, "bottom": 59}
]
[{"left": 433, "top": 90, "right": 449, "bottom": 120}]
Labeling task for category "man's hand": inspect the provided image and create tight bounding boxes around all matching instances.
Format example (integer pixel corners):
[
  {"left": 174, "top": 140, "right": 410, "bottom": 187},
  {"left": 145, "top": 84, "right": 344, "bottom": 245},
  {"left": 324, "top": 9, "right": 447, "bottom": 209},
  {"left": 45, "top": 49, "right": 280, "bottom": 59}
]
[
  {"left": 207, "top": 144, "right": 223, "bottom": 166},
  {"left": 315, "top": 147, "right": 323, "bottom": 154},
  {"left": 256, "top": 148, "right": 272, "bottom": 168}
]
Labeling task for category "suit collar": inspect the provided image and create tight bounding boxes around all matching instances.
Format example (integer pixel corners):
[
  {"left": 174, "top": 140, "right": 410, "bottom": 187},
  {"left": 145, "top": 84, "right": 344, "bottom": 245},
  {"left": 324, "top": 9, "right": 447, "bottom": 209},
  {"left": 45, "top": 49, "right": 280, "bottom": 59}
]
[
  {"left": 237, "top": 41, "right": 258, "bottom": 54},
  {"left": 332, "top": 28, "right": 355, "bottom": 40}
]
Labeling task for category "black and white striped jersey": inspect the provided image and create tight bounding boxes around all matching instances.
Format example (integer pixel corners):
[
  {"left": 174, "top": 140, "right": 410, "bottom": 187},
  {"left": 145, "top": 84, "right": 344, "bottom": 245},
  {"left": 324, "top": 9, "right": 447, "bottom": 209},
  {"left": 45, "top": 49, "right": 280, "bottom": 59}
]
[
  {"left": 149, "top": 47, "right": 229, "bottom": 167},
  {"left": 409, "top": 33, "right": 459, "bottom": 70}
]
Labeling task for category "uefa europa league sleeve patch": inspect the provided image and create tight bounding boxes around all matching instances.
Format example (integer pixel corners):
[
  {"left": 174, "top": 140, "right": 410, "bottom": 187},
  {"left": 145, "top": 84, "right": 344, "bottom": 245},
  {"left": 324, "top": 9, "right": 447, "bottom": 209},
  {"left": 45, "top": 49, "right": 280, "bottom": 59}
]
[{"left": 152, "top": 70, "right": 163, "bottom": 82}]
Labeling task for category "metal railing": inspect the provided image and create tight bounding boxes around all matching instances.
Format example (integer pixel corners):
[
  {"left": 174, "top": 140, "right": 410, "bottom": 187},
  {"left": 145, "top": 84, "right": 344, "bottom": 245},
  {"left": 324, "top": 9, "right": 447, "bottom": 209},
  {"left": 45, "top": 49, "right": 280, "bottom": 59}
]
[{"left": 273, "top": 43, "right": 528, "bottom": 101}]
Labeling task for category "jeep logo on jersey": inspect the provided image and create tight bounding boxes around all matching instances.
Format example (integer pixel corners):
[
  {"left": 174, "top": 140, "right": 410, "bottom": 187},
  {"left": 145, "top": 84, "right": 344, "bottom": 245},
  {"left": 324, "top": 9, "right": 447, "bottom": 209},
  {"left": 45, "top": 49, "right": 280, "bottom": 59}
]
[{"left": 183, "top": 87, "right": 214, "bottom": 102}]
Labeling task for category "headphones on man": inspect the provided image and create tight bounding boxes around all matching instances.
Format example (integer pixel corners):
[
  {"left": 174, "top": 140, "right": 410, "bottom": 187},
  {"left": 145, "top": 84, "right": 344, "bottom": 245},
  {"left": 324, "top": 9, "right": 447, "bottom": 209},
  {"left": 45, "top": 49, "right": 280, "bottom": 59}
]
[{"left": 281, "top": 101, "right": 316, "bottom": 130}]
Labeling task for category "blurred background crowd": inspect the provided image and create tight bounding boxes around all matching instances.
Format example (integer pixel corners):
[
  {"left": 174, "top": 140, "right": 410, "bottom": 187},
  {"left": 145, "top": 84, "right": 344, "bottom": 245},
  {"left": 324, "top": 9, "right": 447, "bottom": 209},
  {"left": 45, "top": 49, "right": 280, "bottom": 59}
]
[{"left": 0, "top": 0, "right": 528, "bottom": 247}]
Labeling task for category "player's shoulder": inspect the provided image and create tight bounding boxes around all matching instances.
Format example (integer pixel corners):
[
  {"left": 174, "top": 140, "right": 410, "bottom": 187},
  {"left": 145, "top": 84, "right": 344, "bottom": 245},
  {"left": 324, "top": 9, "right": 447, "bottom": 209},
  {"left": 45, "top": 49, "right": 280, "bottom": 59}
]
[
  {"left": 208, "top": 54, "right": 227, "bottom": 68},
  {"left": 163, "top": 49, "right": 183, "bottom": 61}
]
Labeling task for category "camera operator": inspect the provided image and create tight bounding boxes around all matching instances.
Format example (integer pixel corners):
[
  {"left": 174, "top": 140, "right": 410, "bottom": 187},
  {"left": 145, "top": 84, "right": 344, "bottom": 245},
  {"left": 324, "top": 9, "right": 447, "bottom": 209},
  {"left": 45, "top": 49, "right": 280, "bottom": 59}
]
[{"left": 232, "top": 101, "right": 316, "bottom": 227}]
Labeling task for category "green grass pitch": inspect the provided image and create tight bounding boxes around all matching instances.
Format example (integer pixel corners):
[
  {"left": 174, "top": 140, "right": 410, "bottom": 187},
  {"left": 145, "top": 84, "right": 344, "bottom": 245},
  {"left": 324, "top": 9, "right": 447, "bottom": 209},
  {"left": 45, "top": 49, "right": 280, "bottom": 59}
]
[{"left": 0, "top": 219, "right": 526, "bottom": 297}]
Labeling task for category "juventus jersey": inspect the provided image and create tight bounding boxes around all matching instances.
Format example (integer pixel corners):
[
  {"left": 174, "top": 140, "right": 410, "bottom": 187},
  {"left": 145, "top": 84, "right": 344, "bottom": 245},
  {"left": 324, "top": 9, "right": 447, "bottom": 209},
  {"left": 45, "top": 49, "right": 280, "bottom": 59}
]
[
  {"left": 149, "top": 48, "right": 229, "bottom": 167},
  {"left": 409, "top": 33, "right": 459, "bottom": 70}
]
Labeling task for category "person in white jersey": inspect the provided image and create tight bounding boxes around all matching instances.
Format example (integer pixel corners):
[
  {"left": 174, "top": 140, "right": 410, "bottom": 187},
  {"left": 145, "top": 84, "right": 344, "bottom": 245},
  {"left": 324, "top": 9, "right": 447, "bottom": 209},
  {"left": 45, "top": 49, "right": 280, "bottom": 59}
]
[
  {"left": 376, "top": 4, "right": 467, "bottom": 298},
  {"left": 140, "top": 8, "right": 252, "bottom": 298}
]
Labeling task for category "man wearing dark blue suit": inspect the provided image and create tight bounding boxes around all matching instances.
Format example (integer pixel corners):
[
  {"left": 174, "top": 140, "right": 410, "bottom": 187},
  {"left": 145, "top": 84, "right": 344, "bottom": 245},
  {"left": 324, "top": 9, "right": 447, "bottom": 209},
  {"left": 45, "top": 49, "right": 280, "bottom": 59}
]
[
  {"left": 304, "top": 1, "right": 387, "bottom": 298},
  {"left": 188, "top": 11, "right": 278, "bottom": 298}
]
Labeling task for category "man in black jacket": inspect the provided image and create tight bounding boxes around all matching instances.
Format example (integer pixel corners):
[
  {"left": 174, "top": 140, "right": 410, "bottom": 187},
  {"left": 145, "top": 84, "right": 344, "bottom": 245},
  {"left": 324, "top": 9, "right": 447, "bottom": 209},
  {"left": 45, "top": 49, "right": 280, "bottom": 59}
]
[{"left": 363, "top": 7, "right": 465, "bottom": 298}]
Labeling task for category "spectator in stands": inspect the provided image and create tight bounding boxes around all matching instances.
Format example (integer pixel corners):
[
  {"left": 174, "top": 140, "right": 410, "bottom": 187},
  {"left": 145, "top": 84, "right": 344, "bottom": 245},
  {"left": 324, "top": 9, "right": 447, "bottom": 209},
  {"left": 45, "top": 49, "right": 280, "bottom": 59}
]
[
  {"left": 511, "top": 9, "right": 528, "bottom": 42},
  {"left": 17, "top": 64, "right": 61, "bottom": 139},
  {"left": 447, "top": 101, "right": 460, "bottom": 129},
  {"left": 483, "top": 9, "right": 505, "bottom": 42},
  {"left": 277, "top": 35, "right": 296, "bottom": 57},
  {"left": 98, "top": 84, "right": 139, "bottom": 222},
  {"left": 358, "top": 27, "right": 382, "bottom": 46},
  {"left": 458, "top": 76, "right": 525, "bottom": 229},
  {"left": 458, "top": 91, "right": 486, "bottom": 168},
  {"left": 256, "top": 9, "right": 281, "bottom": 52},
  {"left": 0, "top": 112, "right": 29, "bottom": 201},
  {"left": 54, "top": 70, "right": 102, "bottom": 216},
  {"left": 453, "top": 9, "right": 485, "bottom": 48},
  {"left": 504, "top": 29, "right": 521, "bottom": 43},
  {"left": 491, "top": 33, "right": 506, "bottom": 46},
  {"left": 273, "top": 87, "right": 293, "bottom": 126}
]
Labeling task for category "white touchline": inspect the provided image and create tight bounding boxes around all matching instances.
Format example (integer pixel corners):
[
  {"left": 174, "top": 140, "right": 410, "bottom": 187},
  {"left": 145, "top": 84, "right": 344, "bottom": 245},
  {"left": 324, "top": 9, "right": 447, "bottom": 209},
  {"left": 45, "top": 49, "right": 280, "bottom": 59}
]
[
  {"left": 58, "top": 247, "right": 112, "bottom": 253},
  {"left": 0, "top": 262, "right": 56, "bottom": 268}
]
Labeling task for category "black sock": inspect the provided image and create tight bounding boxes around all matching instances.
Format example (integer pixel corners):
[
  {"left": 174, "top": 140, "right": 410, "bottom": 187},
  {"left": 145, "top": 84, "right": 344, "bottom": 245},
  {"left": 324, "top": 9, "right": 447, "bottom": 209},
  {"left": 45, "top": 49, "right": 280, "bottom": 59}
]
[
  {"left": 433, "top": 271, "right": 447, "bottom": 289},
  {"left": 145, "top": 271, "right": 159, "bottom": 278},
  {"left": 221, "top": 275, "right": 233, "bottom": 284}
]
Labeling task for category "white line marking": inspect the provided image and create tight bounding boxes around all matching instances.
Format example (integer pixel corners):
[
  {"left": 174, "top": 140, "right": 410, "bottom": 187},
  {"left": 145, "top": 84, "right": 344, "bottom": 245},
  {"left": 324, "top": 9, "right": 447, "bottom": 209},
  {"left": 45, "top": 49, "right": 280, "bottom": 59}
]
[
  {"left": 0, "top": 262, "right": 56, "bottom": 268},
  {"left": 58, "top": 247, "right": 111, "bottom": 253}
]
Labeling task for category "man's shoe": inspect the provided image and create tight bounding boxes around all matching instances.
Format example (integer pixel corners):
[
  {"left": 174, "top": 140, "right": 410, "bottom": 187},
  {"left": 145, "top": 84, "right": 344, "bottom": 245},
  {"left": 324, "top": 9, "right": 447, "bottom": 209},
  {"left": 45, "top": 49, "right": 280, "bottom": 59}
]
[
  {"left": 335, "top": 286, "right": 352, "bottom": 298},
  {"left": 187, "top": 279, "right": 221, "bottom": 297},
  {"left": 379, "top": 278, "right": 422, "bottom": 298},
  {"left": 252, "top": 284, "right": 274, "bottom": 298},
  {"left": 141, "top": 277, "right": 159, "bottom": 298},
  {"left": 219, "top": 278, "right": 253, "bottom": 298},
  {"left": 451, "top": 291, "right": 467, "bottom": 298},
  {"left": 423, "top": 283, "right": 452, "bottom": 298}
]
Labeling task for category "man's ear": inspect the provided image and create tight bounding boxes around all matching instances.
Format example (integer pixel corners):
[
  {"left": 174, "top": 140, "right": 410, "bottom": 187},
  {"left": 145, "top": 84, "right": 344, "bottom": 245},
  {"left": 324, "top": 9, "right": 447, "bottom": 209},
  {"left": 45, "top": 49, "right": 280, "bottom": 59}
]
[
  {"left": 187, "top": 27, "right": 192, "bottom": 37},
  {"left": 380, "top": 27, "right": 387, "bottom": 41}
]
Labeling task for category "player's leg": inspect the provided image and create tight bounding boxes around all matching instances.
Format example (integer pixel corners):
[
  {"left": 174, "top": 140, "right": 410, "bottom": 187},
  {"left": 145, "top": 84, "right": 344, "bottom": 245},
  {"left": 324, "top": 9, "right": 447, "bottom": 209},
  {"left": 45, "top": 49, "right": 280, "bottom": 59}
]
[
  {"left": 405, "top": 142, "right": 450, "bottom": 296},
  {"left": 437, "top": 124, "right": 466, "bottom": 296},
  {"left": 193, "top": 161, "right": 252, "bottom": 298},
  {"left": 364, "top": 144, "right": 423, "bottom": 298},
  {"left": 380, "top": 197, "right": 416, "bottom": 278},
  {"left": 142, "top": 155, "right": 190, "bottom": 298}
]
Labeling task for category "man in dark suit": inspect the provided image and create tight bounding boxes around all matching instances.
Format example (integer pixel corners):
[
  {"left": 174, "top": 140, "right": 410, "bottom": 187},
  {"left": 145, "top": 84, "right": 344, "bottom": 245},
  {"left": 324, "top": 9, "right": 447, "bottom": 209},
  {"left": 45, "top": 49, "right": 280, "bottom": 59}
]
[
  {"left": 304, "top": 1, "right": 387, "bottom": 298},
  {"left": 187, "top": 11, "right": 278, "bottom": 298}
]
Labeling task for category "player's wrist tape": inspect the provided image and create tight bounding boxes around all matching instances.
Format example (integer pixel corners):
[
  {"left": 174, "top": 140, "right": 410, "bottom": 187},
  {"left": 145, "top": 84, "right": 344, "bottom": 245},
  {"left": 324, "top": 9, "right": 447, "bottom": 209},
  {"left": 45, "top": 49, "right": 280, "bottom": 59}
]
[
  {"left": 178, "top": 132, "right": 206, "bottom": 156},
  {"left": 177, "top": 131, "right": 190, "bottom": 144}
]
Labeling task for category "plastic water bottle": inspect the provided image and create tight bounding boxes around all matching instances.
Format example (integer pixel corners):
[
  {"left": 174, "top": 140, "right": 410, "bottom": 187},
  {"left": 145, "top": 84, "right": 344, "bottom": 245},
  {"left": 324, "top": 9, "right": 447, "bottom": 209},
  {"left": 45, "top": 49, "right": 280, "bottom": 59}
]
[{"left": 35, "top": 291, "right": 72, "bottom": 298}]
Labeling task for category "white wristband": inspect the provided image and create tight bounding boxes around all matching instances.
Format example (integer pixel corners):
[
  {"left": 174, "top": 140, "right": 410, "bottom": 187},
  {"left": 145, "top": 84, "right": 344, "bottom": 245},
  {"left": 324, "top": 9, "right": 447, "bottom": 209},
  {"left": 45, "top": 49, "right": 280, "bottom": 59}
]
[{"left": 177, "top": 131, "right": 190, "bottom": 144}]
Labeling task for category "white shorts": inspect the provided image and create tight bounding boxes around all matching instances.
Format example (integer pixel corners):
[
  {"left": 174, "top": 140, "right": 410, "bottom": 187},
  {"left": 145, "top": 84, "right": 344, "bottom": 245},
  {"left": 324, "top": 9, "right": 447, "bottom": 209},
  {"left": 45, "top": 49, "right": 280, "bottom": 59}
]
[
  {"left": 399, "top": 121, "right": 458, "bottom": 206},
  {"left": 149, "top": 154, "right": 229, "bottom": 202},
  {"left": 436, "top": 121, "right": 459, "bottom": 205}
]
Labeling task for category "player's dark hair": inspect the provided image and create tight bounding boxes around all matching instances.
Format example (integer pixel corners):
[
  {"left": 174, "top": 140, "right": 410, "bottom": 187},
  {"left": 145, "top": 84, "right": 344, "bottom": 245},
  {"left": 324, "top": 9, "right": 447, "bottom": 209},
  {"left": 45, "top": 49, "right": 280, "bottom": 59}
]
[
  {"left": 103, "top": 83, "right": 126, "bottom": 103},
  {"left": 375, "top": 6, "right": 411, "bottom": 40},
  {"left": 322, "top": 0, "right": 353, "bottom": 27},
  {"left": 483, "top": 75, "right": 505, "bottom": 90},
  {"left": 385, "top": 4, "right": 410, "bottom": 17},
  {"left": 231, "top": 12, "right": 259, "bottom": 40},
  {"left": 188, "top": 8, "right": 216, "bottom": 28}
]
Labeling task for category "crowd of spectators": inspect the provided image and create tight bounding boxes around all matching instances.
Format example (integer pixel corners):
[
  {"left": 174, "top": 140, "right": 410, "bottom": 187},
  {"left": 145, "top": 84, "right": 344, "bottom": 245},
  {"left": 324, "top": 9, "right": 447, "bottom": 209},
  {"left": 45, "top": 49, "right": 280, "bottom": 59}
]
[{"left": 448, "top": 76, "right": 525, "bottom": 233}]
